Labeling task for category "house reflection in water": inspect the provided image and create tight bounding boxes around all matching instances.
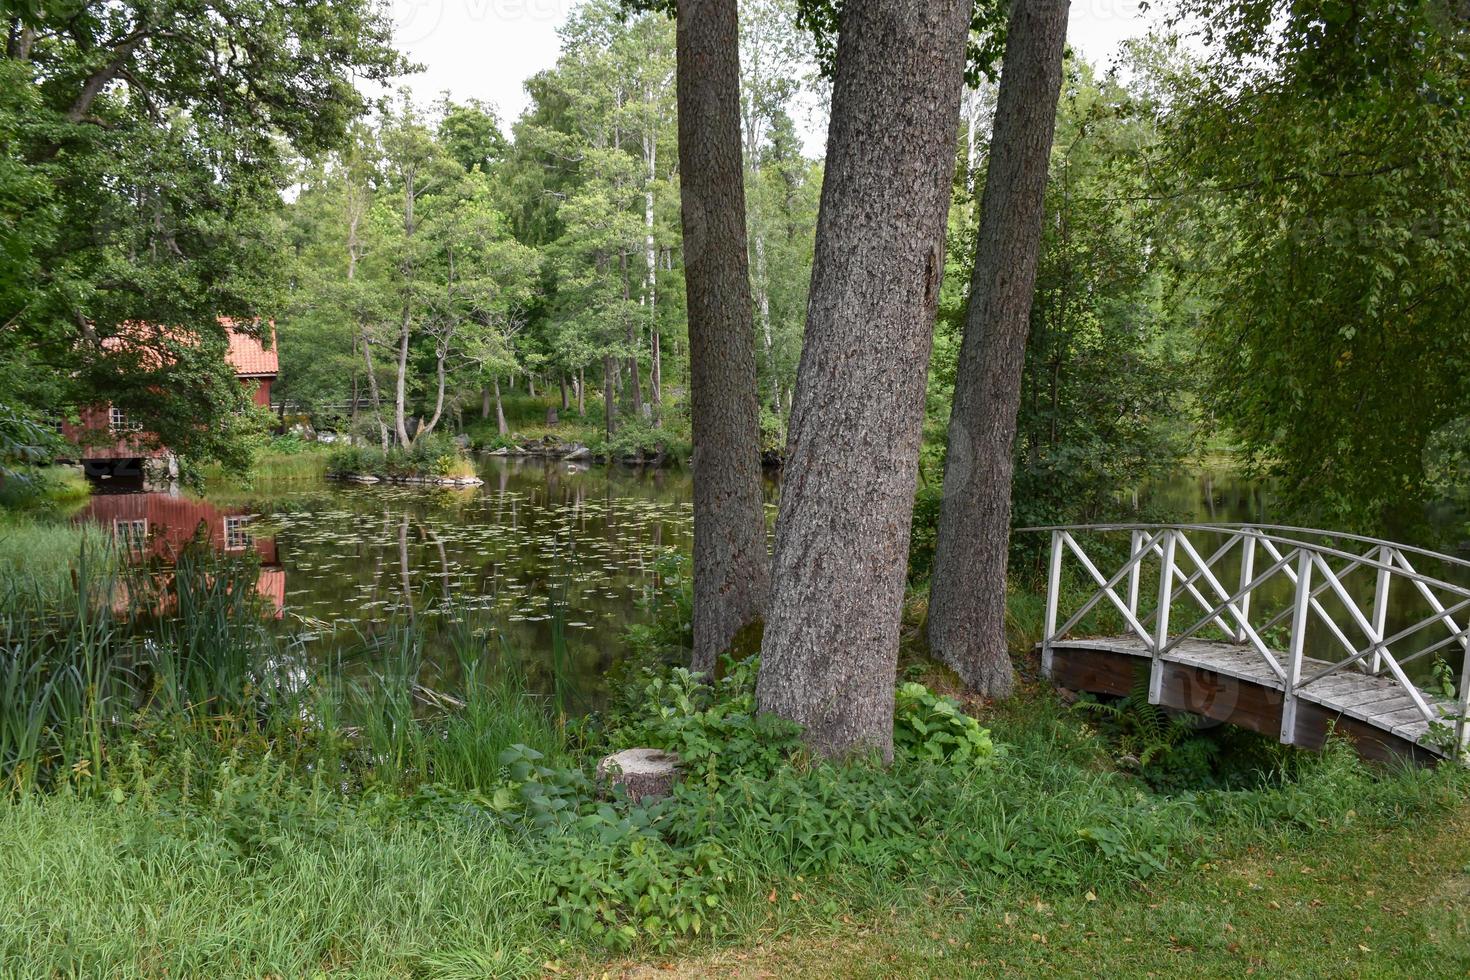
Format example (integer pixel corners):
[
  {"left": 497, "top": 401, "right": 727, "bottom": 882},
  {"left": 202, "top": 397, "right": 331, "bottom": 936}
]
[{"left": 75, "top": 493, "right": 285, "bottom": 617}]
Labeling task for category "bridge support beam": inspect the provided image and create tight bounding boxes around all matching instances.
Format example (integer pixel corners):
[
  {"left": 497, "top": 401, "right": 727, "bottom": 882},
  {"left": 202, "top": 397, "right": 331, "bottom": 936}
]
[
  {"left": 1280, "top": 549, "right": 1313, "bottom": 745},
  {"left": 1047, "top": 643, "right": 1443, "bottom": 768},
  {"left": 1148, "top": 530, "right": 1176, "bottom": 705},
  {"left": 1041, "top": 529, "right": 1063, "bottom": 678}
]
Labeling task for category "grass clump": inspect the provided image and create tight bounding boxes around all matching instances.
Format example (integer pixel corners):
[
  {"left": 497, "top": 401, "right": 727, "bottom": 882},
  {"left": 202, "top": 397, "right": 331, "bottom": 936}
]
[{"left": 0, "top": 515, "right": 115, "bottom": 608}]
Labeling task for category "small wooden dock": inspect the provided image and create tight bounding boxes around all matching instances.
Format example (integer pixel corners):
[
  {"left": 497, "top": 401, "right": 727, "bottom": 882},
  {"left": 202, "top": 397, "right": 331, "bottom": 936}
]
[{"left": 1030, "top": 524, "right": 1470, "bottom": 765}]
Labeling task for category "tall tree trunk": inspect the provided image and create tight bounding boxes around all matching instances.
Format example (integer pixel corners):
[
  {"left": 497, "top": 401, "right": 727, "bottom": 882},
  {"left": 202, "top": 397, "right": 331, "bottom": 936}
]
[
  {"left": 755, "top": 0, "right": 971, "bottom": 760},
  {"left": 393, "top": 307, "right": 412, "bottom": 448},
  {"left": 643, "top": 128, "right": 661, "bottom": 424},
  {"left": 419, "top": 348, "right": 448, "bottom": 439},
  {"left": 603, "top": 355, "right": 617, "bottom": 440},
  {"left": 350, "top": 333, "right": 362, "bottom": 434},
  {"left": 619, "top": 250, "right": 644, "bottom": 419},
  {"left": 560, "top": 374, "right": 569, "bottom": 412},
  {"left": 494, "top": 377, "right": 508, "bottom": 437},
  {"left": 360, "top": 336, "right": 390, "bottom": 451},
  {"left": 676, "top": 0, "right": 772, "bottom": 673},
  {"left": 753, "top": 231, "right": 781, "bottom": 416},
  {"left": 927, "top": 0, "right": 1070, "bottom": 696},
  {"left": 577, "top": 366, "right": 586, "bottom": 415},
  {"left": 650, "top": 326, "right": 662, "bottom": 425}
]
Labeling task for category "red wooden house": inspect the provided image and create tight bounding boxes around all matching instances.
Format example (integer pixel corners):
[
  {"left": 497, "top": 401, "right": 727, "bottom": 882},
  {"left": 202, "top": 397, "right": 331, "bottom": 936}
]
[{"left": 63, "top": 320, "right": 278, "bottom": 477}]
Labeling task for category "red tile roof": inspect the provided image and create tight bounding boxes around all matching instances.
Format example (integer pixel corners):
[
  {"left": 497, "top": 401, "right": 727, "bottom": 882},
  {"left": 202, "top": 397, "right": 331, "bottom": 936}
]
[
  {"left": 225, "top": 323, "right": 279, "bottom": 377},
  {"left": 100, "top": 318, "right": 278, "bottom": 379}
]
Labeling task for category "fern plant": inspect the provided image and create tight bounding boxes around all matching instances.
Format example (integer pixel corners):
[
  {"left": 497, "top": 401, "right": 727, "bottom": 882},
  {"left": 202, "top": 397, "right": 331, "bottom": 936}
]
[{"left": 1073, "top": 671, "right": 1218, "bottom": 785}]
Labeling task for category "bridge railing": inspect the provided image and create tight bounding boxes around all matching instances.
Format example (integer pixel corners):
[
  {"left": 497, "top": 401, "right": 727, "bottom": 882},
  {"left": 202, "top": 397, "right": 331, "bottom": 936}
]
[{"left": 1027, "top": 523, "right": 1470, "bottom": 753}]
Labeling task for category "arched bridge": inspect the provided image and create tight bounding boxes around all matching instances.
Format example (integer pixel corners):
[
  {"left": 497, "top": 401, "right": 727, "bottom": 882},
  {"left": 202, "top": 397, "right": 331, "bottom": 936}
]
[{"left": 1030, "top": 524, "right": 1470, "bottom": 765}]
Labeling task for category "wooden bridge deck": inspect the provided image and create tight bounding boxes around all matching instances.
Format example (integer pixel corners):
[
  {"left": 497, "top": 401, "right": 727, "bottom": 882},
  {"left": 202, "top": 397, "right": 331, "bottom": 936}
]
[{"left": 1046, "top": 636, "right": 1454, "bottom": 766}]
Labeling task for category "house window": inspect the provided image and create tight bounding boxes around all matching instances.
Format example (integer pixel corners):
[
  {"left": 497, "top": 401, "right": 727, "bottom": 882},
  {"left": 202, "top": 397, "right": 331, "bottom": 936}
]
[
  {"left": 224, "top": 515, "right": 253, "bottom": 551},
  {"left": 109, "top": 406, "right": 141, "bottom": 434},
  {"left": 114, "top": 519, "right": 147, "bottom": 556}
]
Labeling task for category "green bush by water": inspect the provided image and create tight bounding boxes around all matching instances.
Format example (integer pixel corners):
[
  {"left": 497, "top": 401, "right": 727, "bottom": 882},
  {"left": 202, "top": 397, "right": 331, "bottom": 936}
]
[{"left": 326, "top": 433, "right": 477, "bottom": 480}]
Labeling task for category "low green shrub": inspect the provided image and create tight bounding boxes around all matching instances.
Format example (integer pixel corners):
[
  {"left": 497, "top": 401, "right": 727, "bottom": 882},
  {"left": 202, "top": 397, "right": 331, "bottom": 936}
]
[
  {"left": 267, "top": 433, "right": 321, "bottom": 455},
  {"left": 894, "top": 681, "right": 998, "bottom": 766},
  {"left": 326, "top": 433, "right": 476, "bottom": 479},
  {"left": 595, "top": 416, "right": 691, "bottom": 462},
  {"left": 602, "top": 658, "right": 805, "bottom": 788},
  {"left": 325, "top": 443, "right": 387, "bottom": 476}
]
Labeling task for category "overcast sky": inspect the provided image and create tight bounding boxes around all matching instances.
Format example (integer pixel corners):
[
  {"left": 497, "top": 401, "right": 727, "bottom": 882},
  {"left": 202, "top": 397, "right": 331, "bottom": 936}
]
[{"left": 382, "top": 0, "right": 1166, "bottom": 140}]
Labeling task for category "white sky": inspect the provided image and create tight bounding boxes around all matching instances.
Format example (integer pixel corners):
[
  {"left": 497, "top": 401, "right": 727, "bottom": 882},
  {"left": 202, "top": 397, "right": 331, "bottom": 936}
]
[{"left": 382, "top": 0, "right": 1167, "bottom": 139}]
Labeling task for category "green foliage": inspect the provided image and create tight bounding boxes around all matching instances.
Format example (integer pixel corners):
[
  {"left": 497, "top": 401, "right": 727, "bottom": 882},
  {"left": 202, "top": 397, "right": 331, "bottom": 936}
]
[
  {"left": 793, "top": 0, "right": 1009, "bottom": 86},
  {"left": 1072, "top": 669, "right": 1305, "bottom": 794},
  {"left": 1430, "top": 657, "right": 1458, "bottom": 701},
  {"left": 1154, "top": 2, "right": 1470, "bottom": 526},
  {"left": 603, "top": 656, "right": 804, "bottom": 788},
  {"left": 265, "top": 433, "right": 318, "bottom": 456},
  {"left": 0, "top": 405, "right": 64, "bottom": 495},
  {"left": 1075, "top": 687, "right": 1218, "bottom": 788},
  {"left": 2, "top": 566, "right": 1465, "bottom": 964},
  {"left": 594, "top": 414, "right": 691, "bottom": 462},
  {"left": 1, "top": 0, "right": 402, "bottom": 474},
  {"left": 920, "top": 61, "right": 1194, "bottom": 582},
  {"left": 893, "top": 682, "right": 998, "bottom": 766}
]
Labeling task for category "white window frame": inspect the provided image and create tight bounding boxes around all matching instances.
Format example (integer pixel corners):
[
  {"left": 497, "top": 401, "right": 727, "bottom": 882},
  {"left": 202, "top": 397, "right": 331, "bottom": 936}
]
[
  {"left": 108, "top": 406, "right": 141, "bottom": 435},
  {"left": 114, "top": 519, "right": 147, "bottom": 556},
  {"left": 223, "top": 515, "right": 253, "bottom": 552}
]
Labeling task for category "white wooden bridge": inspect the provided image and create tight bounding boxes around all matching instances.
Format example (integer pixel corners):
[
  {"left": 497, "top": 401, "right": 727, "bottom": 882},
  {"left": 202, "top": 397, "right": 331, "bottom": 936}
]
[{"left": 1032, "top": 524, "right": 1470, "bottom": 764}]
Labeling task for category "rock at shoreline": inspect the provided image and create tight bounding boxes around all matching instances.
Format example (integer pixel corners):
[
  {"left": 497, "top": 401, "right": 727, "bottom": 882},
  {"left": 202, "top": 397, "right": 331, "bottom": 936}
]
[
  {"left": 331, "top": 473, "right": 482, "bottom": 487},
  {"left": 596, "top": 748, "right": 682, "bottom": 803},
  {"left": 563, "top": 445, "right": 591, "bottom": 460}
]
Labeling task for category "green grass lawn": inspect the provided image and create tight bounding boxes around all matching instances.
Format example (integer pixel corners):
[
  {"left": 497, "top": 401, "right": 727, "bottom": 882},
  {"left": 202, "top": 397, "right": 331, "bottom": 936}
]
[{"left": 603, "top": 803, "right": 1470, "bottom": 977}]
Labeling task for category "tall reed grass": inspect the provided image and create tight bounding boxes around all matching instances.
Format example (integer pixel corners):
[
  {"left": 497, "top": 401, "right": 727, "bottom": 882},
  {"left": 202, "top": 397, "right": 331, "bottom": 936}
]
[{"left": 0, "top": 538, "right": 565, "bottom": 797}]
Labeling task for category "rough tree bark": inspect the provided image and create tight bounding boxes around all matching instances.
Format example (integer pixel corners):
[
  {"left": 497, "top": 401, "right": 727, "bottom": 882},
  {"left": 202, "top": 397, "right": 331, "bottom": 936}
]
[
  {"left": 755, "top": 0, "right": 972, "bottom": 760},
  {"left": 676, "top": 0, "right": 772, "bottom": 673},
  {"left": 927, "top": 0, "right": 1071, "bottom": 696}
]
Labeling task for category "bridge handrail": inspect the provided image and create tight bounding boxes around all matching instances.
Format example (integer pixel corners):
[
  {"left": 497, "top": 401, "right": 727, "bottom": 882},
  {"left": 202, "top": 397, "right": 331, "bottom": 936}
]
[
  {"left": 1028, "top": 522, "right": 1470, "bottom": 757},
  {"left": 1018, "top": 522, "right": 1470, "bottom": 579}
]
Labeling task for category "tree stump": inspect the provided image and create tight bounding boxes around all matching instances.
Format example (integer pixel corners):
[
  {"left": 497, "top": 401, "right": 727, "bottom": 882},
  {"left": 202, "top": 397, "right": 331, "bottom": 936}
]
[
  {"left": 546, "top": 407, "right": 559, "bottom": 426},
  {"left": 596, "top": 748, "right": 682, "bottom": 803}
]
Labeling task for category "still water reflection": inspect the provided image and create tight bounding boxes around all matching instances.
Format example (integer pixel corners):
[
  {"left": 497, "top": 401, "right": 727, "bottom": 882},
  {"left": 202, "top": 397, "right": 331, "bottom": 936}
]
[{"left": 78, "top": 459, "right": 779, "bottom": 707}]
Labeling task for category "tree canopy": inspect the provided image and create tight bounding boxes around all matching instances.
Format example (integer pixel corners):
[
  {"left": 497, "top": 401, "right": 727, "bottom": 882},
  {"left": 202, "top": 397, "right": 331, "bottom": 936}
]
[{"left": 1, "top": 0, "right": 403, "bottom": 474}]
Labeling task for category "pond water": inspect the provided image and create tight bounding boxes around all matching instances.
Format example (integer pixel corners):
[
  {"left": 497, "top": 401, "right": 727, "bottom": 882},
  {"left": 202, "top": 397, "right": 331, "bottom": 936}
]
[
  {"left": 78, "top": 459, "right": 778, "bottom": 709},
  {"left": 74, "top": 459, "right": 1469, "bottom": 703}
]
